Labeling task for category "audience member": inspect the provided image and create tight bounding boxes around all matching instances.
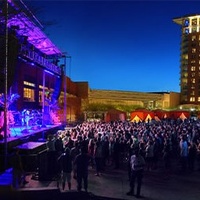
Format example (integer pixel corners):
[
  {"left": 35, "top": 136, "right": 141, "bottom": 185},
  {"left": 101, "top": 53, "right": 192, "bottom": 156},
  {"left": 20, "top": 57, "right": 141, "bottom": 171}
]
[
  {"left": 127, "top": 148, "right": 145, "bottom": 198},
  {"left": 57, "top": 147, "right": 72, "bottom": 190},
  {"left": 73, "top": 146, "right": 91, "bottom": 192}
]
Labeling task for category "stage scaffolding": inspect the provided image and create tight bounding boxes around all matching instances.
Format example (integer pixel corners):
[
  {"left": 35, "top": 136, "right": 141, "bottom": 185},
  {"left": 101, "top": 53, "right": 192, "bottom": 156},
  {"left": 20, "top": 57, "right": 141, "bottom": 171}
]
[{"left": 0, "top": 0, "right": 67, "bottom": 170}]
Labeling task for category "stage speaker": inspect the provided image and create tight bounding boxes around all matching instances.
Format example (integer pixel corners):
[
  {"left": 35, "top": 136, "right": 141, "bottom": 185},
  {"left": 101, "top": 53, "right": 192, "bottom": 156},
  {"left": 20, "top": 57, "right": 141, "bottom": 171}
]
[
  {"left": 51, "top": 68, "right": 63, "bottom": 101},
  {"left": 37, "top": 150, "right": 48, "bottom": 181}
]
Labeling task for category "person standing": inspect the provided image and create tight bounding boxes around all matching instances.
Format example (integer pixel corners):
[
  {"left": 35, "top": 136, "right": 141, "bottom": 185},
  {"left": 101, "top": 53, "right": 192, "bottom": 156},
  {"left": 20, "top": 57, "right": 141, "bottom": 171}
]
[
  {"left": 57, "top": 147, "right": 72, "bottom": 191},
  {"left": 179, "top": 135, "right": 188, "bottom": 172},
  {"left": 73, "top": 146, "right": 91, "bottom": 192},
  {"left": 94, "top": 138, "right": 103, "bottom": 176},
  {"left": 145, "top": 140, "right": 154, "bottom": 171},
  {"left": 71, "top": 142, "right": 80, "bottom": 179},
  {"left": 46, "top": 134, "right": 56, "bottom": 178},
  {"left": 162, "top": 138, "right": 172, "bottom": 179},
  {"left": 127, "top": 148, "right": 146, "bottom": 198},
  {"left": 112, "top": 137, "right": 121, "bottom": 169},
  {"left": 188, "top": 141, "right": 197, "bottom": 172}
]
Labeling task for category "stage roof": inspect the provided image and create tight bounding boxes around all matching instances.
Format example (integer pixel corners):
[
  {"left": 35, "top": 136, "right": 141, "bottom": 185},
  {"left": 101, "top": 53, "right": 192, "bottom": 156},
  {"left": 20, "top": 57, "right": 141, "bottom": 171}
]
[{"left": 0, "top": 0, "right": 62, "bottom": 57}]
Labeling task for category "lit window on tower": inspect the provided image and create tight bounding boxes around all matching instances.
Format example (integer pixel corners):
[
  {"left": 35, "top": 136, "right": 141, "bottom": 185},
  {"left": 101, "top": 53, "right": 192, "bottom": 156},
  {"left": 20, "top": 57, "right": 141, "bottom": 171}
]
[
  {"left": 185, "top": 28, "right": 189, "bottom": 34},
  {"left": 191, "top": 78, "right": 196, "bottom": 83},
  {"left": 184, "top": 19, "right": 189, "bottom": 26},
  {"left": 192, "top": 18, "right": 197, "bottom": 25},
  {"left": 190, "top": 97, "right": 195, "bottom": 102},
  {"left": 192, "top": 35, "right": 196, "bottom": 41},
  {"left": 191, "top": 90, "right": 195, "bottom": 95},
  {"left": 192, "top": 27, "right": 197, "bottom": 33},
  {"left": 191, "top": 66, "right": 196, "bottom": 71},
  {"left": 183, "top": 72, "right": 188, "bottom": 77},
  {"left": 191, "top": 72, "right": 195, "bottom": 77},
  {"left": 183, "top": 54, "right": 188, "bottom": 59},
  {"left": 192, "top": 48, "right": 196, "bottom": 53},
  {"left": 182, "top": 79, "right": 188, "bottom": 84}
]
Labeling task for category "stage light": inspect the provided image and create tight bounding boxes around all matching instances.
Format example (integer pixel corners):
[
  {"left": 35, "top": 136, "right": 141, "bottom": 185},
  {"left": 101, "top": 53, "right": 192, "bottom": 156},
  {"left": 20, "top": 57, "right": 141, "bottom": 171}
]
[{"left": 44, "top": 70, "right": 54, "bottom": 75}]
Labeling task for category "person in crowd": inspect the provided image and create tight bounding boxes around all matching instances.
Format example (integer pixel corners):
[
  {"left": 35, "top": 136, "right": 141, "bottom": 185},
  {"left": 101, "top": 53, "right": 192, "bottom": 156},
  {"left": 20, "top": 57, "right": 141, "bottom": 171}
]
[
  {"left": 73, "top": 146, "right": 91, "bottom": 192},
  {"left": 88, "top": 138, "right": 95, "bottom": 168},
  {"left": 46, "top": 134, "right": 57, "bottom": 178},
  {"left": 197, "top": 140, "right": 200, "bottom": 171},
  {"left": 57, "top": 147, "right": 72, "bottom": 190},
  {"left": 145, "top": 140, "right": 154, "bottom": 171},
  {"left": 94, "top": 137, "right": 103, "bottom": 176},
  {"left": 162, "top": 138, "right": 172, "bottom": 179},
  {"left": 127, "top": 148, "right": 146, "bottom": 198},
  {"left": 112, "top": 137, "right": 121, "bottom": 169},
  {"left": 152, "top": 135, "right": 161, "bottom": 170},
  {"left": 127, "top": 141, "right": 135, "bottom": 181},
  {"left": 179, "top": 134, "right": 189, "bottom": 172},
  {"left": 70, "top": 142, "right": 80, "bottom": 179},
  {"left": 55, "top": 134, "right": 64, "bottom": 157},
  {"left": 188, "top": 141, "right": 197, "bottom": 172},
  {"left": 65, "top": 137, "right": 74, "bottom": 150},
  {"left": 102, "top": 135, "right": 110, "bottom": 169}
]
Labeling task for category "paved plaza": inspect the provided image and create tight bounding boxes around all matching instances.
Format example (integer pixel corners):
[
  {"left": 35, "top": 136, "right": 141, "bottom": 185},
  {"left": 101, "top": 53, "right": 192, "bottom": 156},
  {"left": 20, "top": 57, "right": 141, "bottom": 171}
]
[{"left": 1, "top": 160, "right": 200, "bottom": 200}]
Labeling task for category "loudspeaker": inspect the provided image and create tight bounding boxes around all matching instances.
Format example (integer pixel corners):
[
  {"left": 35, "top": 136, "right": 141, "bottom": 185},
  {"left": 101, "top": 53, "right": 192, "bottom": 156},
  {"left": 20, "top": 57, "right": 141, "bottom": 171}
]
[{"left": 51, "top": 69, "right": 63, "bottom": 101}]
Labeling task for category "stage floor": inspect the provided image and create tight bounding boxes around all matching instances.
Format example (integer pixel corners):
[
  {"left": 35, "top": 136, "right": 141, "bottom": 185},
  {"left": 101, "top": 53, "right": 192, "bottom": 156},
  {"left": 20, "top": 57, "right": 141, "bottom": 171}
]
[
  {"left": 0, "top": 124, "right": 63, "bottom": 145},
  {"left": 0, "top": 123, "right": 63, "bottom": 158}
]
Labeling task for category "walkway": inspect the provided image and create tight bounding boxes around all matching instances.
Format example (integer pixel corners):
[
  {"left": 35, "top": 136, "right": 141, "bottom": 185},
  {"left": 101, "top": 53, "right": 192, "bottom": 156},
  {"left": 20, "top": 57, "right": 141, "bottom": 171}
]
[{"left": 1, "top": 162, "right": 200, "bottom": 200}]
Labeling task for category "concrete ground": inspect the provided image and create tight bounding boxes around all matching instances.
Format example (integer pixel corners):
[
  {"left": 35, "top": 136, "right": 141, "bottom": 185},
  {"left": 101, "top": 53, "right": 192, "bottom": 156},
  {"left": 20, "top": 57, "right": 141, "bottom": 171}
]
[{"left": 1, "top": 160, "right": 200, "bottom": 200}]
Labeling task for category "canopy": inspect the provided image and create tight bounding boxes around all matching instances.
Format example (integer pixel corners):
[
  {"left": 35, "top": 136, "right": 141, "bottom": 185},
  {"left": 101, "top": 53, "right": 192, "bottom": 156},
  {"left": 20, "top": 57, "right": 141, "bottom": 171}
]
[
  {"left": 130, "top": 109, "right": 154, "bottom": 123},
  {"left": 105, "top": 109, "right": 126, "bottom": 122}
]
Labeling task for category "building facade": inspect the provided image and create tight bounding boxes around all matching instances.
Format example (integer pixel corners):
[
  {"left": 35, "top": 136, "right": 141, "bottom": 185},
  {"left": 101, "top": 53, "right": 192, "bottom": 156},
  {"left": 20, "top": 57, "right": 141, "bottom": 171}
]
[
  {"left": 86, "top": 89, "right": 180, "bottom": 110},
  {"left": 173, "top": 14, "right": 200, "bottom": 105}
]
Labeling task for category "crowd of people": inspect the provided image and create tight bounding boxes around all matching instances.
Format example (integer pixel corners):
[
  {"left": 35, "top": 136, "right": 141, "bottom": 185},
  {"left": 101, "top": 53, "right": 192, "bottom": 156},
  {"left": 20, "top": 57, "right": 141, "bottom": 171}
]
[{"left": 44, "top": 117, "right": 200, "bottom": 195}]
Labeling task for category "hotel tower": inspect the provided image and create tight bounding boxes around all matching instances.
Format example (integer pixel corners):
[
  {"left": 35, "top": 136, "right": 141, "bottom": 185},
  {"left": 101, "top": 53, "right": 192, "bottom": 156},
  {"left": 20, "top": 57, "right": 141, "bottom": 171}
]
[{"left": 173, "top": 14, "right": 200, "bottom": 105}]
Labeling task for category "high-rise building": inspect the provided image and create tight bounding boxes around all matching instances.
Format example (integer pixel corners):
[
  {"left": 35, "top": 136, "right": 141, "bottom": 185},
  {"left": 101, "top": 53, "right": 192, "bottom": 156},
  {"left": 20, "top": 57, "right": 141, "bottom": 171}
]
[{"left": 173, "top": 14, "right": 200, "bottom": 105}]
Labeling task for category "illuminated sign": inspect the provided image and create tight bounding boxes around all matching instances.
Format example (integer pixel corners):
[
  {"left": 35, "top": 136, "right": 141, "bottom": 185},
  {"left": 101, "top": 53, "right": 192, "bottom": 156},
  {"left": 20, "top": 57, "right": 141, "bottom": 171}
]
[{"left": 19, "top": 44, "right": 61, "bottom": 75}]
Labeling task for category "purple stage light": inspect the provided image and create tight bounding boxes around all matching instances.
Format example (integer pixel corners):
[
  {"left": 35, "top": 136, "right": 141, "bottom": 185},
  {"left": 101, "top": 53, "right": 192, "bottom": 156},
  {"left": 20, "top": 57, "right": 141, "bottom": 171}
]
[
  {"left": 1, "top": 0, "right": 62, "bottom": 56},
  {"left": 44, "top": 69, "right": 54, "bottom": 75}
]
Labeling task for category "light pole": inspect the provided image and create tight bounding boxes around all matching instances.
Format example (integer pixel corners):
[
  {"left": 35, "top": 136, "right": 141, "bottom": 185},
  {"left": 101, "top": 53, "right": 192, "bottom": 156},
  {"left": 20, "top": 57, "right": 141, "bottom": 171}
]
[
  {"left": 3, "top": 0, "right": 9, "bottom": 170},
  {"left": 62, "top": 53, "right": 71, "bottom": 126},
  {"left": 63, "top": 55, "right": 67, "bottom": 126},
  {"left": 41, "top": 70, "right": 46, "bottom": 128}
]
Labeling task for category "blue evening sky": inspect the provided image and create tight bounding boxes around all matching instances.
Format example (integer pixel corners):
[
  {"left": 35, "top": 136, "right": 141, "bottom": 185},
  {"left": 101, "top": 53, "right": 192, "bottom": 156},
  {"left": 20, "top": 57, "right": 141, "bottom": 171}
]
[{"left": 24, "top": 1, "right": 200, "bottom": 93}]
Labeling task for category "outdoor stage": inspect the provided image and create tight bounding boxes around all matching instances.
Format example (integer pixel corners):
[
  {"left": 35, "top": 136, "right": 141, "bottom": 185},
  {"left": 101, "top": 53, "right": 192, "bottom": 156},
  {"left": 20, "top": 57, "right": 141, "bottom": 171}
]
[
  {"left": 0, "top": 123, "right": 64, "bottom": 174},
  {"left": 0, "top": 124, "right": 63, "bottom": 150}
]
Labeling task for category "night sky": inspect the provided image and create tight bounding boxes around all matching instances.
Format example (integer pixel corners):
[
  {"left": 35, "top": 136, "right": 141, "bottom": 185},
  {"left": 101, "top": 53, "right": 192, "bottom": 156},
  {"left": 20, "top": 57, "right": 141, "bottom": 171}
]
[{"left": 23, "top": 1, "right": 200, "bottom": 92}]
